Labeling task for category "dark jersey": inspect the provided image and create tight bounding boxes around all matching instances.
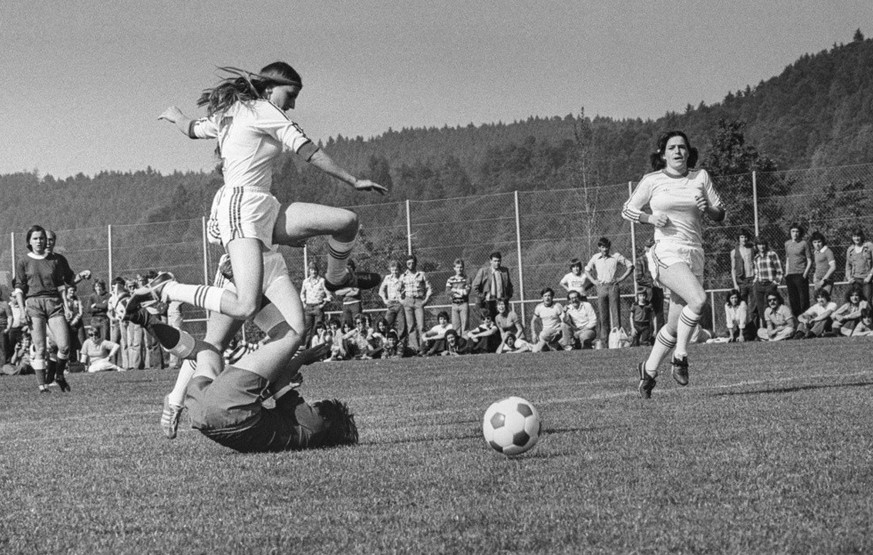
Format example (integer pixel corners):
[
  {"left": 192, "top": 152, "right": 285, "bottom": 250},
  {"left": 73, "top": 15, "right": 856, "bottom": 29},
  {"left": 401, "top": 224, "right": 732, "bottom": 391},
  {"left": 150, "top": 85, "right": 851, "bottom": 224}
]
[{"left": 14, "top": 253, "right": 75, "bottom": 299}]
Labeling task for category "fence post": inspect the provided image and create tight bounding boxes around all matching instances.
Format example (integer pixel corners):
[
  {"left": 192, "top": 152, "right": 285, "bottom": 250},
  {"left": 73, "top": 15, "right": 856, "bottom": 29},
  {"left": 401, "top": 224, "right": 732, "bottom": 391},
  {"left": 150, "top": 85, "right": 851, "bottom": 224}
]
[
  {"left": 405, "top": 199, "right": 412, "bottom": 255},
  {"left": 752, "top": 171, "right": 759, "bottom": 236},
  {"left": 513, "top": 190, "right": 527, "bottom": 322},
  {"left": 10, "top": 232, "right": 16, "bottom": 280},
  {"left": 303, "top": 245, "right": 309, "bottom": 272},
  {"left": 107, "top": 225, "right": 113, "bottom": 281},
  {"left": 628, "top": 181, "right": 638, "bottom": 297},
  {"left": 710, "top": 290, "right": 716, "bottom": 334},
  {"left": 201, "top": 216, "right": 209, "bottom": 285}
]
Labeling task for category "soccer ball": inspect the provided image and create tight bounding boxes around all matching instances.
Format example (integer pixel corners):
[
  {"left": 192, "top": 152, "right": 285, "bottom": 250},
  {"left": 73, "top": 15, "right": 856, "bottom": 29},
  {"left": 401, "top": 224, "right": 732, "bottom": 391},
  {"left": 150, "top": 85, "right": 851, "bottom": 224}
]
[{"left": 482, "top": 396, "right": 542, "bottom": 456}]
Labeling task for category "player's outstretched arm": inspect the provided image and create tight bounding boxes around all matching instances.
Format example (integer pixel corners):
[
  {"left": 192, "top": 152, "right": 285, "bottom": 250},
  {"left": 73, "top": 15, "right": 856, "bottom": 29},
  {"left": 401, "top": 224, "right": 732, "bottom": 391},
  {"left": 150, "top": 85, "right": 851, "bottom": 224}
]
[
  {"left": 307, "top": 150, "right": 387, "bottom": 195},
  {"left": 158, "top": 106, "right": 196, "bottom": 136}
]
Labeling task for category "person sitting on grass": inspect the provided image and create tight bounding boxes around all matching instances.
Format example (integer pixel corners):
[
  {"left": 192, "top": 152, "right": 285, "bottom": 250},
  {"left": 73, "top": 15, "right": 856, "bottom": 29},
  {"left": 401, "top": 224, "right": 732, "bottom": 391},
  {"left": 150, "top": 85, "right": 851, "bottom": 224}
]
[
  {"left": 79, "top": 326, "right": 122, "bottom": 373},
  {"left": 380, "top": 330, "right": 413, "bottom": 358},
  {"left": 496, "top": 332, "right": 533, "bottom": 354},
  {"left": 831, "top": 287, "right": 868, "bottom": 337},
  {"left": 344, "top": 314, "right": 374, "bottom": 359},
  {"left": 757, "top": 292, "right": 796, "bottom": 342},
  {"left": 422, "top": 311, "right": 453, "bottom": 356},
  {"left": 125, "top": 303, "right": 358, "bottom": 452},
  {"left": 530, "top": 287, "right": 564, "bottom": 352},
  {"left": 464, "top": 312, "right": 501, "bottom": 353},
  {"left": 560, "top": 290, "right": 597, "bottom": 350},
  {"left": 850, "top": 308, "right": 873, "bottom": 337},
  {"left": 440, "top": 329, "right": 468, "bottom": 356},
  {"left": 327, "top": 318, "right": 348, "bottom": 360},
  {"left": 724, "top": 289, "right": 754, "bottom": 342},
  {"left": 794, "top": 289, "right": 837, "bottom": 339}
]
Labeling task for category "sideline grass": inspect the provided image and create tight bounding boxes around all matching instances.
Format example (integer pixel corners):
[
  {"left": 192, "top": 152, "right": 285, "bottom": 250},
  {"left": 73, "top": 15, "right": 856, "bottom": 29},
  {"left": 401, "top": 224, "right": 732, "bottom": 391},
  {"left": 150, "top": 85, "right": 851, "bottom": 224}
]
[{"left": 1, "top": 338, "right": 871, "bottom": 553}]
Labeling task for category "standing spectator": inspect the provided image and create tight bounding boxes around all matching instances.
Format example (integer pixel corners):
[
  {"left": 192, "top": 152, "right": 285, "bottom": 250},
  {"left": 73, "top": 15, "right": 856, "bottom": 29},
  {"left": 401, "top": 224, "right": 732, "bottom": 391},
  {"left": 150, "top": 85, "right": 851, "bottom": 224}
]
[
  {"left": 336, "top": 260, "right": 364, "bottom": 328},
  {"left": 471, "top": 252, "right": 514, "bottom": 320},
  {"left": 378, "top": 260, "right": 406, "bottom": 340},
  {"left": 832, "top": 287, "right": 868, "bottom": 337},
  {"left": 530, "top": 288, "right": 564, "bottom": 352},
  {"left": 794, "top": 289, "right": 837, "bottom": 339},
  {"left": 107, "top": 277, "right": 129, "bottom": 369},
  {"left": 636, "top": 240, "right": 665, "bottom": 333},
  {"left": 445, "top": 258, "right": 471, "bottom": 335},
  {"left": 494, "top": 299, "right": 524, "bottom": 341},
  {"left": 629, "top": 291, "right": 654, "bottom": 347},
  {"left": 0, "top": 291, "right": 11, "bottom": 363},
  {"left": 731, "top": 230, "right": 757, "bottom": 323},
  {"left": 80, "top": 326, "right": 122, "bottom": 373},
  {"left": 64, "top": 286, "right": 86, "bottom": 363},
  {"left": 142, "top": 271, "right": 166, "bottom": 369},
  {"left": 724, "top": 289, "right": 753, "bottom": 343},
  {"left": 752, "top": 237, "right": 783, "bottom": 330},
  {"left": 166, "top": 300, "right": 184, "bottom": 369},
  {"left": 88, "top": 279, "right": 111, "bottom": 342},
  {"left": 401, "top": 254, "right": 432, "bottom": 353},
  {"left": 810, "top": 231, "right": 836, "bottom": 294},
  {"left": 757, "top": 292, "right": 796, "bottom": 342},
  {"left": 300, "top": 262, "right": 332, "bottom": 346},
  {"left": 845, "top": 228, "right": 873, "bottom": 302},
  {"left": 559, "top": 259, "right": 592, "bottom": 297},
  {"left": 125, "top": 278, "right": 144, "bottom": 370},
  {"left": 561, "top": 290, "right": 597, "bottom": 350},
  {"left": 784, "top": 223, "right": 812, "bottom": 318},
  {"left": 584, "top": 237, "right": 633, "bottom": 346}
]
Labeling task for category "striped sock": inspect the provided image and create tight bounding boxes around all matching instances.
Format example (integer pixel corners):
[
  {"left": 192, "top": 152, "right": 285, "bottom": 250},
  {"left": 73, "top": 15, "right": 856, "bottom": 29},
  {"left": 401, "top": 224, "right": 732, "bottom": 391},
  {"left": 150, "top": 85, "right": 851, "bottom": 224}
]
[
  {"left": 163, "top": 282, "right": 224, "bottom": 314},
  {"left": 674, "top": 306, "right": 702, "bottom": 358},
  {"left": 326, "top": 237, "right": 355, "bottom": 284},
  {"left": 645, "top": 328, "right": 676, "bottom": 376}
]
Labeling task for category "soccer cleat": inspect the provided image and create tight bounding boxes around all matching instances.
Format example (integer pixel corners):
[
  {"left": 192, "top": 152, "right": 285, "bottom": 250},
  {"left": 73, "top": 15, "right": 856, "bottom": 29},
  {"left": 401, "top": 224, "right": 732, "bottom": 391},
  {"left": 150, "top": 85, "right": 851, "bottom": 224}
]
[
  {"left": 638, "top": 362, "right": 656, "bottom": 399},
  {"left": 123, "top": 272, "right": 175, "bottom": 321},
  {"left": 160, "top": 395, "right": 184, "bottom": 440},
  {"left": 324, "top": 269, "right": 358, "bottom": 293},
  {"left": 39, "top": 386, "right": 51, "bottom": 394},
  {"left": 671, "top": 355, "right": 689, "bottom": 386},
  {"left": 55, "top": 378, "right": 71, "bottom": 392}
]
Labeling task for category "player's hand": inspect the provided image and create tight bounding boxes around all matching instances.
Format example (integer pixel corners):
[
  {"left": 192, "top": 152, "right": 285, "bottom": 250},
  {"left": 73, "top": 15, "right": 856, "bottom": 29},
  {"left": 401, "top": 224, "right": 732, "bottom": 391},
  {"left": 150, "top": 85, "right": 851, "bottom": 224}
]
[
  {"left": 78, "top": 270, "right": 92, "bottom": 280},
  {"left": 354, "top": 179, "right": 387, "bottom": 196},
  {"left": 694, "top": 194, "right": 708, "bottom": 212},
  {"left": 158, "top": 106, "right": 185, "bottom": 123},
  {"left": 650, "top": 213, "right": 669, "bottom": 227}
]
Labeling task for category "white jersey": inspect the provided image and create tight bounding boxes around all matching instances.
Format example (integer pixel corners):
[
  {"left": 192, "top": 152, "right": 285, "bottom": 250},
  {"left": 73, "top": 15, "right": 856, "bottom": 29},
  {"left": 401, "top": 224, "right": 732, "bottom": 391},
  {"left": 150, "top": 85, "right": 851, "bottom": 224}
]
[
  {"left": 191, "top": 99, "right": 314, "bottom": 191},
  {"left": 622, "top": 168, "right": 723, "bottom": 248},
  {"left": 560, "top": 272, "right": 590, "bottom": 294}
]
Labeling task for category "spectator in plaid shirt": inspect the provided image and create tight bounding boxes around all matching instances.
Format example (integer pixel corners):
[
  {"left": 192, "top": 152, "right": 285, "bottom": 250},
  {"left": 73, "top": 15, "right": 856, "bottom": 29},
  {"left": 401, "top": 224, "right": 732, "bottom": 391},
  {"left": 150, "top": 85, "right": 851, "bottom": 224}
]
[
  {"left": 445, "top": 258, "right": 471, "bottom": 335},
  {"left": 378, "top": 260, "right": 407, "bottom": 341},
  {"left": 300, "top": 262, "right": 332, "bottom": 347},
  {"left": 752, "top": 237, "right": 783, "bottom": 329},
  {"left": 401, "top": 254, "right": 432, "bottom": 353}
]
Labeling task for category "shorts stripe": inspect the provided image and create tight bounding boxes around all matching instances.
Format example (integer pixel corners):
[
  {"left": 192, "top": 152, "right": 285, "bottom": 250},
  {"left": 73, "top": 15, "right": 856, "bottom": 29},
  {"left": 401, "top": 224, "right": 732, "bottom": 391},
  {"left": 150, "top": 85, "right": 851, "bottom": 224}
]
[{"left": 230, "top": 188, "right": 244, "bottom": 242}]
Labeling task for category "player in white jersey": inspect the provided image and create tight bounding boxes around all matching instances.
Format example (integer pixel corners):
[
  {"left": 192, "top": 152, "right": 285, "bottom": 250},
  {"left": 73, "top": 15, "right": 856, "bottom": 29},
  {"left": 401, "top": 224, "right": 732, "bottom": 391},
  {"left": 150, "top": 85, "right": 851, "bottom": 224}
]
[
  {"left": 152, "top": 62, "right": 385, "bottom": 386},
  {"left": 622, "top": 131, "right": 724, "bottom": 398}
]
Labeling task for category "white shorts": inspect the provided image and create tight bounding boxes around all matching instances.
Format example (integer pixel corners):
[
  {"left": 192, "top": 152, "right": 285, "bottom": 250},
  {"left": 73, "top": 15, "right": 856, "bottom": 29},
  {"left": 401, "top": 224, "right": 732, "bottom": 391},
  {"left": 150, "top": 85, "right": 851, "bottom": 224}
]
[
  {"left": 207, "top": 186, "right": 280, "bottom": 249},
  {"left": 214, "top": 251, "right": 292, "bottom": 334},
  {"left": 649, "top": 241, "right": 704, "bottom": 285}
]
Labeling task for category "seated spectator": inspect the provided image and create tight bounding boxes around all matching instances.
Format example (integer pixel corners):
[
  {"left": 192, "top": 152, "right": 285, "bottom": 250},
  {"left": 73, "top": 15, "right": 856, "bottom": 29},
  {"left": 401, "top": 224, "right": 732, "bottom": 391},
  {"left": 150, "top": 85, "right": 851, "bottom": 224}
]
[
  {"left": 464, "top": 313, "right": 501, "bottom": 353},
  {"left": 80, "top": 327, "right": 122, "bottom": 373},
  {"left": 10, "top": 334, "right": 34, "bottom": 375},
  {"left": 724, "top": 289, "right": 755, "bottom": 342},
  {"left": 794, "top": 289, "right": 837, "bottom": 339},
  {"left": 423, "top": 311, "right": 454, "bottom": 356},
  {"left": 380, "top": 331, "right": 413, "bottom": 359},
  {"left": 850, "top": 308, "right": 873, "bottom": 337},
  {"left": 367, "top": 319, "right": 390, "bottom": 358},
  {"left": 561, "top": 290, "right": 597, "bottom": 350},
  {"left": 308, "top": 321, "right": 328, "bottom": 349},
  {"left": 440, "top": 329, "right": 468, "bottom": 356},
  {"left": 496, "top": 332, "right": 533, "bottom": 354},
  {"left": 327, "top": 319, "right": 348, "bottom": 361},
  {"left": 629, "top": 291, "right": 654, "bottom": 347},
  {"left": 344, "top": 315, "right": 375, "bottom": 359},
  {"left": 757, "top": 292, "right": 796, "bottom": 341},
  {"left": 832, "top": 287, "right": 868, "bottom": 337},
  {"left": 530, "top": 288, "right": 564, "bottom": 352},
  {"left": 494, "top": 299, "right": 524, "bottom": 341}
]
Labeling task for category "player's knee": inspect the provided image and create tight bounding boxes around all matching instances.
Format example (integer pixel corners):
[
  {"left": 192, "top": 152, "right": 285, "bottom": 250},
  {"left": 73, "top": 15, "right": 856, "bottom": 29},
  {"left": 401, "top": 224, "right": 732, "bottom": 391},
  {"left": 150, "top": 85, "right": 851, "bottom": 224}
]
[
  {"left": 57, "top": 345, "right": 70, "bottom": 359},
  {"left": 339, "top": 210, "right": 359, "bottom": 233},
  {"left": 685, "top": 292, "right": 707, "bottom": 314}
]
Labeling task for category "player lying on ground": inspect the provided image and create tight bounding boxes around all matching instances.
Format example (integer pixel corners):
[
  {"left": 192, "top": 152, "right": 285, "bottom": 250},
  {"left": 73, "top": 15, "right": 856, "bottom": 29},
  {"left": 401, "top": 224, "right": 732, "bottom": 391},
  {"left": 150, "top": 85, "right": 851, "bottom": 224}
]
[{"left": 127, "top": 306, "right": 358, "bottom": 452}]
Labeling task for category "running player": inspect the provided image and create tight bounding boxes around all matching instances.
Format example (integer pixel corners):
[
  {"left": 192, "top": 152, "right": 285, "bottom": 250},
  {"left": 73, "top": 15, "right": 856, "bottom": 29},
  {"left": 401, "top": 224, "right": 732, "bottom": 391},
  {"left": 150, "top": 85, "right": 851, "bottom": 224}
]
[{"left": 622, "top": 131, "right": 725, "bottom": 398}]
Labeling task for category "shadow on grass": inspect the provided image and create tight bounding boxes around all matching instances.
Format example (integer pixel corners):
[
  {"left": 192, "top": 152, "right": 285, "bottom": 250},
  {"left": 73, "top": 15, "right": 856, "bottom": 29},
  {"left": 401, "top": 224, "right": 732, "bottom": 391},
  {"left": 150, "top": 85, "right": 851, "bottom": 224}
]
[
  {"left": 362, "top": 426, "right": 593, "bottom": 446},
  {"left": 711, "top": 380, "right": 873, "bottom": 397}
]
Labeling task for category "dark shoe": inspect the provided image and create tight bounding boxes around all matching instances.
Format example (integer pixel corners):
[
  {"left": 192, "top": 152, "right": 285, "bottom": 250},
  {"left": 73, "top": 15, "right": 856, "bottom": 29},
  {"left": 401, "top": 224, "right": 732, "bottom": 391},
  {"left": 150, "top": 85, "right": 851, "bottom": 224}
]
[
  {"left": 324, "top": 269, "right": 357, "bottom": 292},
  {"left": 638, "top": 362, "right": 656, "bottom": 399},
  {"left": 123, "top": 272, "right": 175, "bottom": 321},
  {"left": 793, "top": 331, "right": 805, "bottom": 340},
  {"left": 160, "top": 395, "right": 184, "bottom": 440},
  {"left": 39, "top": 386, "right": 51, "bottom": 394},
  {"left": 55, "top": 378, "right": 71, "bottom": 392},
  {"left": 671, "top": 355, "right": 689, "bottom": 386}
]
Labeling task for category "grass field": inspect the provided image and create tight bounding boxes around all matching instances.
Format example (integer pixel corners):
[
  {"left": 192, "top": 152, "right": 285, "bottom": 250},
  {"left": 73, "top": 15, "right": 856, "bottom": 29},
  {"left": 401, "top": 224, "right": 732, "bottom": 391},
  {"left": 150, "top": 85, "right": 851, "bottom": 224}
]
[{"left": 1, "top": 338, "right": 872, "bottom": 553}]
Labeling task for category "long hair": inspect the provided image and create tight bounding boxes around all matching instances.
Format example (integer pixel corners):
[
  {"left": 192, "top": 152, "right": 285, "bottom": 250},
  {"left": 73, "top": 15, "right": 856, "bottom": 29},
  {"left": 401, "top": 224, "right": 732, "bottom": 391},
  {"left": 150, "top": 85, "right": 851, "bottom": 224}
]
[
  {"left": 314, "top": 399, "right": 359, "bottom": 448},
  {"left": 649, "top": 130, "right": 699, "bottom": 171},
  {"left": 197, "top": 62, "right": 303, "bottom": 116}
]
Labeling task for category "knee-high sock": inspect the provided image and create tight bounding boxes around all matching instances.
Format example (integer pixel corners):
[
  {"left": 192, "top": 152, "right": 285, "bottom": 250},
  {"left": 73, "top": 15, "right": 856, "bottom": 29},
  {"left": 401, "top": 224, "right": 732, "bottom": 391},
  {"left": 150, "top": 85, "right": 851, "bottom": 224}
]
[
  {"left": 645, "top": 328, "right": 676, "bottom": 376},
  {"left": 56, "top": 351, "right": 68, "bottom": 376},
  {"left": 163, "top": 282, "right": 224, "bottom": 314},
  {"left": 674, "top": 306, "right": 702, "bottom": 358},
  {"left": 33, "top": 358, "right": 47, "bottom": 386},
  {"left": 168, "top": 360, "right": 197, "bottom": 407},
  {"left": 326, "top": 237, "right": 355, "bottom": 284}
]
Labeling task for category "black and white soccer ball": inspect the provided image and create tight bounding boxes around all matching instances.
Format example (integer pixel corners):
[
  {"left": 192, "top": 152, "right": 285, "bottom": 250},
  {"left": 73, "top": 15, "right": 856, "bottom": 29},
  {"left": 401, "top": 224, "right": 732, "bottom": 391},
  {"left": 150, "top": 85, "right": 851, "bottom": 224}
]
[{"left": 482, "top": 396, "right": 542, "bottom": 456}]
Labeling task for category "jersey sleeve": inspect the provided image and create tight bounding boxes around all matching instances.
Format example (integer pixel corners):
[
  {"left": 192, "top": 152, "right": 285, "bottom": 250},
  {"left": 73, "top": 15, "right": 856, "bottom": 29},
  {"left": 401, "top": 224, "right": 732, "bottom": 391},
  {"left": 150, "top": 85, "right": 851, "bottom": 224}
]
[
  {"left": 699, "top": 169, "right": 724, "bottom": 209},
  {"left": 256, "top": 103, "right": 317, "bottom": 158},
  {"left": 622, "top": 176, "right": 654, "bottom": 223},
  {"left": 189, "top": 115, "right": 219, "bottom": 139},
  {"left": 13, "top": 259, "right": 28, "bottom": 296}
]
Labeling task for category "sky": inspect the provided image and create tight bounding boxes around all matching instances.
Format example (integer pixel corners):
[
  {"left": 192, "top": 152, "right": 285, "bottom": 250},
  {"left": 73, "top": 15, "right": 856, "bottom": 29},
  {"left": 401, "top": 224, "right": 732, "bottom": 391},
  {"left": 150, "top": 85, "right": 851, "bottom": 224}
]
[{"left": 2, "top": 0, "right": 872, "bottom": 178}]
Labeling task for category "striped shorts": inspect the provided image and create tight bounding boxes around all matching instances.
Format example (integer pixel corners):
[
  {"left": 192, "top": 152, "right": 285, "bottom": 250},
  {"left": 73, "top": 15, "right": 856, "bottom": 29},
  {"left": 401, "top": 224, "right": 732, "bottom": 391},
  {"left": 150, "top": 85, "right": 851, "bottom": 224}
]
[
  {"left": 207, "top": 186, "right": 280, "bottom": 249},
  {"left": 648, "top": 241, "right": 705, "bottom": 285}
]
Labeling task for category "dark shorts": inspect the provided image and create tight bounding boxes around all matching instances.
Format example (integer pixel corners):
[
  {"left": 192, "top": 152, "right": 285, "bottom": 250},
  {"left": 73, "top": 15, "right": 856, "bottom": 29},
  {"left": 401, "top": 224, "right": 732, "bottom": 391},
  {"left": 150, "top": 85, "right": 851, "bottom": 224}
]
[
  {"left": 186, "top": 366, "right": 307, "bottom": 453},
  {"left": 26, "top": 296, "right": 65, "bottom": 320}
]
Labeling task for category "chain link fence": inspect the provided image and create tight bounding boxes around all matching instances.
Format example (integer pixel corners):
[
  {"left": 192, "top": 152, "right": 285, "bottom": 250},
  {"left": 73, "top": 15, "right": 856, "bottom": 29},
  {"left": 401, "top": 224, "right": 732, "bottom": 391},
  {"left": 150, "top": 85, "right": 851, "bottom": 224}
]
[{"left": 2, "top": 163, "right": 871, "bottom": 339}]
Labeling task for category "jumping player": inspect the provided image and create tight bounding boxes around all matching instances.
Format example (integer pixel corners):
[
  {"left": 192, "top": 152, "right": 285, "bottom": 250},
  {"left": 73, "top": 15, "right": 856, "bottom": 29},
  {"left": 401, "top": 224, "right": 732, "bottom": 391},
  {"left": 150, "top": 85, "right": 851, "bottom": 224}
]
[{"left": 622, "top": 131, "right": 725, "bottom": 398}]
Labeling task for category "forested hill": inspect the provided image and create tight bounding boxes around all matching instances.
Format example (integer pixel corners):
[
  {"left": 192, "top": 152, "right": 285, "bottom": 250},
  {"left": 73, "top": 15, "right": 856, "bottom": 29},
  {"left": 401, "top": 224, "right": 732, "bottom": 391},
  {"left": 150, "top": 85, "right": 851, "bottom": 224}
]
[{"left": 1, "top": 31, "right": 871, "bottom": 233}]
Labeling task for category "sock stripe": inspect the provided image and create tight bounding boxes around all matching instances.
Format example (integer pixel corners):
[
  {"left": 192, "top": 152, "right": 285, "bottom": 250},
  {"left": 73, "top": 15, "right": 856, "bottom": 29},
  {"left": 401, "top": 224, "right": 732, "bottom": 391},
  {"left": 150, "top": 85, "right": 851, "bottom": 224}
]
[
  {"left": 327, "top": 245, "right": 352, "bottom": 260},
  {"left": 679, "top": 312, "right": 701, "bottom": 327},
  {"left": 657, "top": 331, "right": 677, "bottom": 349}
]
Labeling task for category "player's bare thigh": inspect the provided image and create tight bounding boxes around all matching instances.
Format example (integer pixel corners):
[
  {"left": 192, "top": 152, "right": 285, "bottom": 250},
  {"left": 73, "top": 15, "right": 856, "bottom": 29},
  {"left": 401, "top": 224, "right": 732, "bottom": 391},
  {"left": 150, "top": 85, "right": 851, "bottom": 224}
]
[{"left": 273, "top": 202, "right": 358, "bottom": 245}]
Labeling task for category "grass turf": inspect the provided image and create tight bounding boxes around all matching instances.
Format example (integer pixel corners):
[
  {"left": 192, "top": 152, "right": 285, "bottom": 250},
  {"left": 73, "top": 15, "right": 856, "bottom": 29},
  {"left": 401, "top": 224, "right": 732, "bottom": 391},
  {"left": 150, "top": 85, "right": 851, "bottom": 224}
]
[{"left": 1, "top": 338, "right": 871, "bottom": 553}]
